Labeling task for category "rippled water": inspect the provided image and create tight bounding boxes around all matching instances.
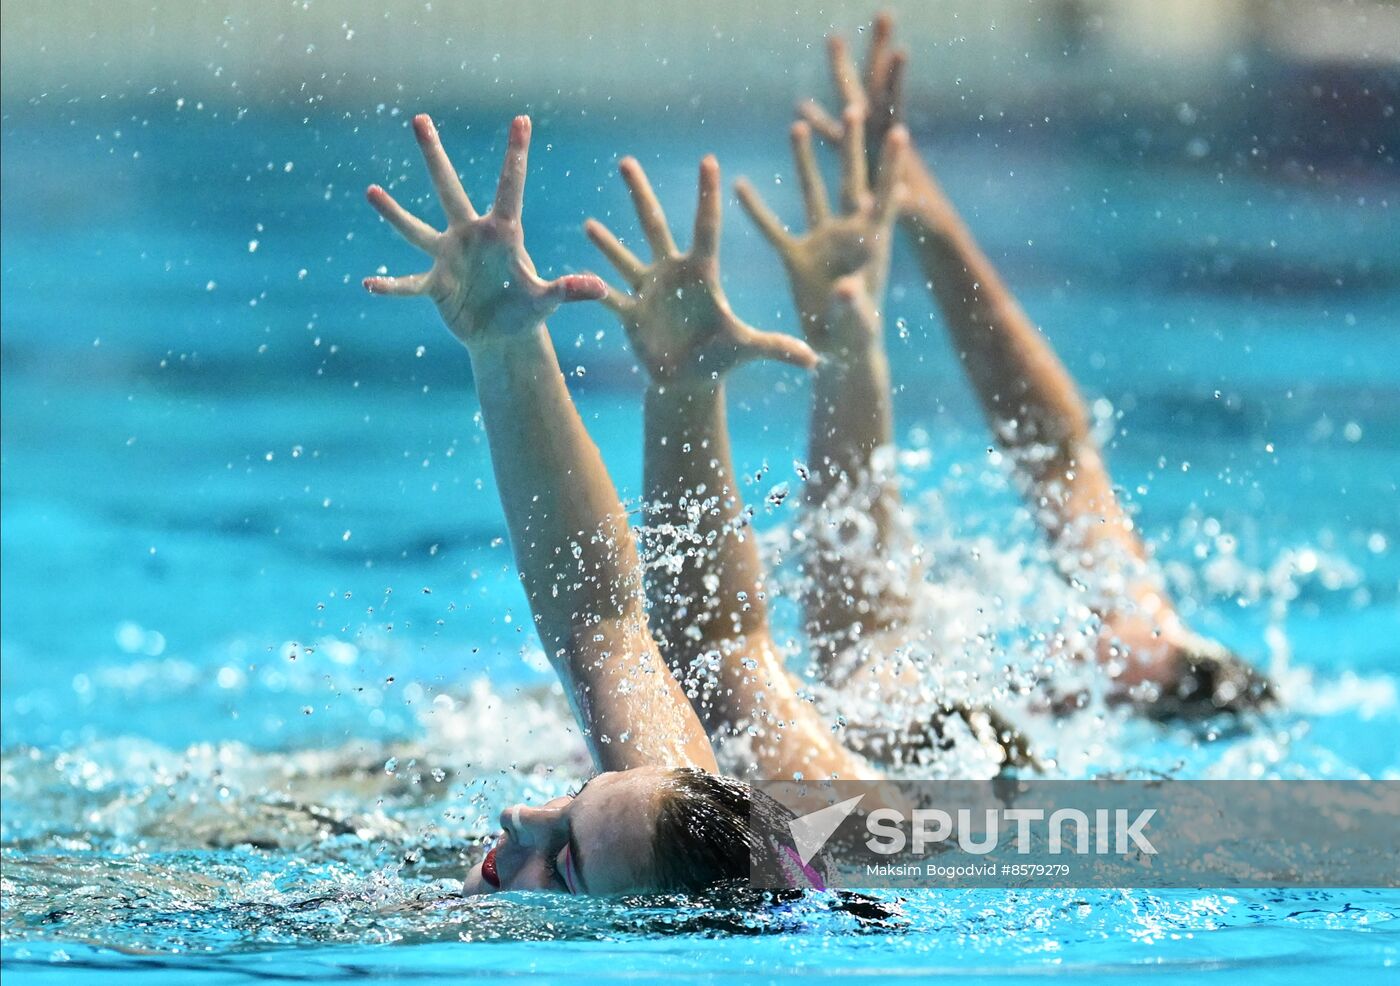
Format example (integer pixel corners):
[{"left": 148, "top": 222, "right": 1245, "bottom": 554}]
[{"left": 3, "top": 103, "right": 1398, "bottom": 981}]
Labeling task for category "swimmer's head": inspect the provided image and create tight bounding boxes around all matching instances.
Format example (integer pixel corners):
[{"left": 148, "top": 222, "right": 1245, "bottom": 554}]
[
  {"left": 1144, "top": 633, "right": 1277, "bottom": 721},
  {"left": 462, "top": 766, "right": 824, "bottom": 897}
]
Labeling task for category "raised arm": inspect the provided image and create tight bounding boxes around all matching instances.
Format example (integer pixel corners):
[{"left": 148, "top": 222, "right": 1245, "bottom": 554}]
[
  {"left": 585, "top": 155, "right": 873, "bottom": 782},
  {"left": 806, "top": 16, "right": 1273, "bottom": 717},
  {"left": 804, "top": 14, "right": 1134, "bottom": 558},
  {"left": 363, "top": 115, "right": 715, "bottom": 772},
  {"left": 900, "top": 146, "right": 1275, "bottom": 713},
  {"left": 588, "top": 156, "right": 814, "bottom": 651},
  {"left": 735, "top": 84, "right": 912, "bottom": 663}
]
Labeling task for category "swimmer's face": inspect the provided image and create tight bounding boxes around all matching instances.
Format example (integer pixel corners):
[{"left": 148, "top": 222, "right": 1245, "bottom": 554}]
[{"left": 462, "top": 766, "right": 669, "bottom": 897}]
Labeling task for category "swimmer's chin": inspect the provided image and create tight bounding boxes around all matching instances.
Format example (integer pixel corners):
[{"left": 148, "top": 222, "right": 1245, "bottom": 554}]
[{"left": 462, "top": 861, "right": 497, "bottom": 897}]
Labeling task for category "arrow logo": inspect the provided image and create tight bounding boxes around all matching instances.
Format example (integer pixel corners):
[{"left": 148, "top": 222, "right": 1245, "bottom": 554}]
[{"left": 788, "top": 794, "right": 866, "bottom": 866}]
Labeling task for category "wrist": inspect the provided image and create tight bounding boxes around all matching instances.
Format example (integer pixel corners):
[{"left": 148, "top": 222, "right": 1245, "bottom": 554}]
[
  {"left": 802, "top": 308, "right": 886, "bottom": 362},
  {"left": 815, "top": 332, "right": 889, "bottom": 377},
  {"left": 464, "top": 320, "right": 554, "bottom": 371},
  {"left": 897, "top": 158, "right": 958, "bottom": 236},
  {"left": 646, "top": 376, "right": 724, "bottom": 409},
  {"left": 901, "top": 201, "right": 957, "bottom": 243}
]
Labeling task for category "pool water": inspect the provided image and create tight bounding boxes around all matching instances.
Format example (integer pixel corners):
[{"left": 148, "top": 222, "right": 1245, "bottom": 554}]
[{"left": 2, "top": 102, "right": 1398, "bottom": 983}]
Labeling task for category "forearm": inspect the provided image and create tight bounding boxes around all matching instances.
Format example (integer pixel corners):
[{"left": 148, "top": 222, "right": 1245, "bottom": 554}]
[
  {"left": 801, "top": 322, "right": 911, "bottom": 656},
  {"left": 902, "top": 159, "right": 1091, "bottom": 454},
  {"left": 472, "top": 326, "right": 644, "bottom": 639},
  {"left": 900, "top": 158, "right": 1133, "bottom": 551},
  {"left": 807, "top": 337, "right": 895, "bottom": 503},
  {"left": 641, "top": 381, "right": 866, "bottom": 778},
  {"left": 643, "top": 381, "right": 769, "bottom": 651},
  {"left": 469, "top": 326, "right": 715, "bottom": 771}
]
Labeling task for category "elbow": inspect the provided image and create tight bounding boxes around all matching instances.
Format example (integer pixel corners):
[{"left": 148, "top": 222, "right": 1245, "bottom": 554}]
[{"left": 992, "top": 400, "right": 1091, "bottom": 452}]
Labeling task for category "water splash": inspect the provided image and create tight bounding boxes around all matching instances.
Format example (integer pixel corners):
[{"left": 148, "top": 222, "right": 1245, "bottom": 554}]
[{"left": 2, "top": 437, "right": 1393, "bottom": 956}]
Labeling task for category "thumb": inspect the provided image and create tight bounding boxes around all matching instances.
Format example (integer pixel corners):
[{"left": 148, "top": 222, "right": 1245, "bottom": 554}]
[
  {"left": 738, "top": 325, "right": 819, "bottom": 372},
  {"left": 544, "top": 273, "right": 609, "bottom": 304}
]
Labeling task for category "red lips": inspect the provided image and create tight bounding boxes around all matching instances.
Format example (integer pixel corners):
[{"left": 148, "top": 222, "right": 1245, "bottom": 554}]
[{"left": 481, "top": 846, "right": 501, "bottom": 889}]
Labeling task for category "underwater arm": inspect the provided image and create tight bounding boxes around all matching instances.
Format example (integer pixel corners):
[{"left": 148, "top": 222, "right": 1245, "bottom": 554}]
[{"left": 363, "top": 115, "right": 715, "bottom": 773}]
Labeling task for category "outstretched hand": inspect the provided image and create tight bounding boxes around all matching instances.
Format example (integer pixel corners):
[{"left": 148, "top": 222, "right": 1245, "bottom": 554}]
[
  {"left": 734, "top": 115, "right": 906, "bottom": 347},
  {"left": 364, "top": 114, "right": 606, "bottom": 347},
  {"left": 799, "top": 13, "right": 907, "bottom": 186},
  {"left": 586, "top": 155, "right": 816, "bottom": 383}
]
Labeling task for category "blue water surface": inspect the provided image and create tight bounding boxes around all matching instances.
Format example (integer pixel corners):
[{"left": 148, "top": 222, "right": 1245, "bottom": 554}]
[{"left": 2, "top": 96, "right": 1399, "bottom": 983}]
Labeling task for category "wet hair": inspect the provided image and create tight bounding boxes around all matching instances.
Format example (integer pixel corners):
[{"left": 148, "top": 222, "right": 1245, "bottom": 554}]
[
  {"left": 649, "top": 768, "right": 828, "bottom": 894},
  {"left": 1145, "top": 636, "right": 1276, "bottom": 722}
]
